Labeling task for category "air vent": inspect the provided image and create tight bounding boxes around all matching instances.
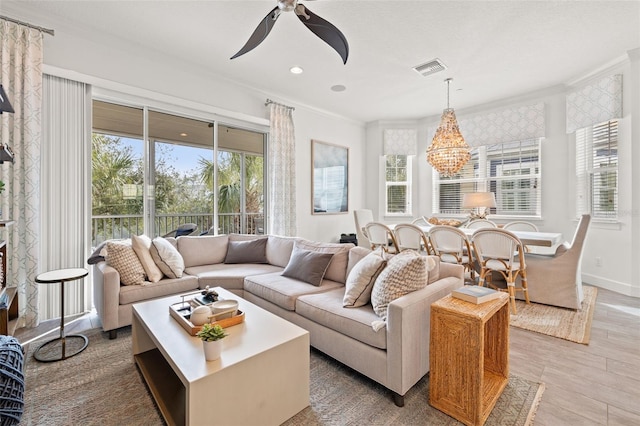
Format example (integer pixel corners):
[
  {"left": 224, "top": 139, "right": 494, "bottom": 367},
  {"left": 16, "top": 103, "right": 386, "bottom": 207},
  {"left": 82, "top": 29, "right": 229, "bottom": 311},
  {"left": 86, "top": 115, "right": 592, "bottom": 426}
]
[{"left": 413, "top": 58, "right": 447, "bottom": 77}]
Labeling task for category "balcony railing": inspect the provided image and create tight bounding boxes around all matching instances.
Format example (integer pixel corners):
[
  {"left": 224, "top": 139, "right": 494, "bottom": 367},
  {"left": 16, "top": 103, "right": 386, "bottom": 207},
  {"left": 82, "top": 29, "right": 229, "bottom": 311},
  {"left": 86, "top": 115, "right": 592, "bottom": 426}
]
[{"left": 92, "top": 213, "right": 264, "bottom": 246}]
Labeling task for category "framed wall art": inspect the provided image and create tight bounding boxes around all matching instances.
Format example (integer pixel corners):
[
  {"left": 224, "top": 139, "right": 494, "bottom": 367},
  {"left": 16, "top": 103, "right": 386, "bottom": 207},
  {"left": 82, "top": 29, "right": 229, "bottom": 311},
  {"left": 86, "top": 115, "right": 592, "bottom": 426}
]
[{"left": 311, "top": 140, "right": 349, "bottom": 214}]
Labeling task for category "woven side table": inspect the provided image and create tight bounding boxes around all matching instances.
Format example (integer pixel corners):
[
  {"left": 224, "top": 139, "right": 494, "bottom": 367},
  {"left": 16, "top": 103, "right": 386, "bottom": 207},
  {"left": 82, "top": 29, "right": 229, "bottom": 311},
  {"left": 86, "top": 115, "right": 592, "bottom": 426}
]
[
  {"left": 429, "top": 293, "right": 510, "bottom": 426},
  {"left": 34, "top": 268, "right": 89, "bottom": 362}
]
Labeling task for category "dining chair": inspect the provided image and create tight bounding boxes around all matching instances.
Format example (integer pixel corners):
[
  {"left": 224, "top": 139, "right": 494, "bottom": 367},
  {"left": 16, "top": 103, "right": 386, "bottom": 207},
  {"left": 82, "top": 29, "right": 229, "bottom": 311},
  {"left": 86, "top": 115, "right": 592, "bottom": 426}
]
[
  {"left": 393, "top": 223, "right": 432, "bottom": 254},
  {"left": 517, "top": 214, "right": 591, "bottom": 310},
  {"left": 411, "top": 216, "right": 429, "bottom": 227},
  {"left": 503, "top": 221, "right": 538, "bottom": 232},
  {"left": 471, "top": 228, "right": 529, "bottom": 314},
  {"left": 465, "top": 219, "right": 497, "bottom": 230},
  {"left": 428, "top": 225, "right": 474, "bottom": 280},
  {"left": 354, "top": 209, "right": 374, "bottom": 247},
  {"left": 364, "top": 222, "right": 399, "bottom": 253},
  {"left": 503, "top": 220, "right": 538, "bottom": 252}
]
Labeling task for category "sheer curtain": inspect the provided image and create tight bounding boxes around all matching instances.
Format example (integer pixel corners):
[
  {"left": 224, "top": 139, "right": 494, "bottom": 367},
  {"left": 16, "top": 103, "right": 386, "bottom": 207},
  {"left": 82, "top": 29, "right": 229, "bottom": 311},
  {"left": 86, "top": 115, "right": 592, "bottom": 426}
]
[
  {"left": 39, "top": 74, "right": 92, "bottom": 320},
  {"left": 268, "top": 103, "right": 297, "bottom": 236},
  {"left": 0, "top": 19, "right": 43, "bottom": 327}
]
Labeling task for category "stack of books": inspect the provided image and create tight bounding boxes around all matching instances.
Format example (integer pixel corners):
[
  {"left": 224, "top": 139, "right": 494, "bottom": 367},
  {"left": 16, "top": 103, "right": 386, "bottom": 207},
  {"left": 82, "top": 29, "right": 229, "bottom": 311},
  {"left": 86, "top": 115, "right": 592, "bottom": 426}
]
[{"left": 452, "top": 286, "right": 501, "bottom": 304}]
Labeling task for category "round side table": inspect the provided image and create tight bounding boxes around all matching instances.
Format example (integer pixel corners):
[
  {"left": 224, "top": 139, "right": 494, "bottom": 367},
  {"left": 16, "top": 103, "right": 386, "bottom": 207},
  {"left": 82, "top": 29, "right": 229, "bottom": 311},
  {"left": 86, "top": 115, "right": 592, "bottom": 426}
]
[{"left": 34, "top": 268, "right": 89, "bottom": 362}]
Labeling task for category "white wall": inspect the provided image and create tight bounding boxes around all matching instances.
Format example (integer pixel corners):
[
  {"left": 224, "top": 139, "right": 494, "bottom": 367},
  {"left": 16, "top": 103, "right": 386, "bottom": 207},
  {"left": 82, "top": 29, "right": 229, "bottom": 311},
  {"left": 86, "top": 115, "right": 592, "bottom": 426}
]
[
  {"left": 8, "top": 6, "right": 366, "bottom": 244},
  {"left": 366, "top": 53, "right": 640, "bottom": 298}
]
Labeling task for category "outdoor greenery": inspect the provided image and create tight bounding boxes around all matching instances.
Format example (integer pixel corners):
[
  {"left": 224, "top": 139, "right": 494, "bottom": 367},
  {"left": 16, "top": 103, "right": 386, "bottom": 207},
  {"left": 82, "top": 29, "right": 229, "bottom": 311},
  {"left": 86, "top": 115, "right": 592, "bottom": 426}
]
[{"left": 91, "top": 133, "right": 264, "bottom": 242}]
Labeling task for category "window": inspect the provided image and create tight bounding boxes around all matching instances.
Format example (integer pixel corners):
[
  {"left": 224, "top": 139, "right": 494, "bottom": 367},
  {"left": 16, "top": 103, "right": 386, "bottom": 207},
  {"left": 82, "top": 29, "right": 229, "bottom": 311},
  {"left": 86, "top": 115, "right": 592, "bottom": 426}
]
[
  {"left": 385, "top": 154, "right": 412, "bottom": 215},
  {"left": 91, "top": 100, "right": 266, "bottom": 245},
  {"left": 576, "top": 120, "right": 618, "bottom": 220},
  {"left": 433, "top": 139, "right": 541, "bottom": 217}
]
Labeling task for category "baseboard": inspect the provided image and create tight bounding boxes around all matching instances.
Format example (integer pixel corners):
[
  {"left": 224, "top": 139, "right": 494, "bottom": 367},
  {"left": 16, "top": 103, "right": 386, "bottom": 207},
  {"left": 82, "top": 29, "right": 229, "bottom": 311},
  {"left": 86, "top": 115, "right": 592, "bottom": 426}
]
[{"left": 582, "top": 274, "right": 640, "bottom": 298}]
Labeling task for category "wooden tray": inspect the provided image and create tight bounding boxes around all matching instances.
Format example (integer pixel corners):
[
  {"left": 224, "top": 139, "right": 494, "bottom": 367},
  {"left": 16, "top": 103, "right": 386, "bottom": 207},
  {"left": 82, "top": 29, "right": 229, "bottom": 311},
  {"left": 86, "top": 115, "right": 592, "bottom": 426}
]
[{"left": 169, "top": 302, "right": 245, "bottom": 336}]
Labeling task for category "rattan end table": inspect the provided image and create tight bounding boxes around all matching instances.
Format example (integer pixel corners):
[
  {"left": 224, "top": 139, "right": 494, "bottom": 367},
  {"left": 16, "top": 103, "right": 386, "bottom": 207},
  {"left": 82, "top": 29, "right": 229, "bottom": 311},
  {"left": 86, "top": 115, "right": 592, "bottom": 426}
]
[{"left": 429, "top": 292, "right": 510, "bottom": 426}]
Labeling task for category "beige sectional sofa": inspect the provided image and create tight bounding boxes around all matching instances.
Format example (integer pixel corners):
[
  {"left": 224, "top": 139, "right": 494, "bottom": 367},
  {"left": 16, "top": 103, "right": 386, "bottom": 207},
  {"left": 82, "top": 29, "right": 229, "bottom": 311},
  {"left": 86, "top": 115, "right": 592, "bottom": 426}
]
[{"left": 92, "top": 233, "right": 464, "bottom": 406}]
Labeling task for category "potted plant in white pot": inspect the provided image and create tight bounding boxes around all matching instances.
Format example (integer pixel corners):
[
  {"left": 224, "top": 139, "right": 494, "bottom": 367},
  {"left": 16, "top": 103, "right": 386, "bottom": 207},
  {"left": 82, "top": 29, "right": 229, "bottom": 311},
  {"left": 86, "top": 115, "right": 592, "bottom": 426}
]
[{"left": 196, "top": 323, "right": 228, "bottom": 361}]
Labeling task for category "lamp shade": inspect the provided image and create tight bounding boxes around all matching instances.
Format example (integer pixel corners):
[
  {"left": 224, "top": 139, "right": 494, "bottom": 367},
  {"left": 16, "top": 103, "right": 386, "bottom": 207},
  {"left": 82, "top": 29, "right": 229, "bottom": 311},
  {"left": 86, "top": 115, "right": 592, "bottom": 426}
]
[
  {"left": 0, "top": 85, "right": 14, "bottom": 114},
  {"left": 462, "top": 192, "right": 496, "bottom": 209}
]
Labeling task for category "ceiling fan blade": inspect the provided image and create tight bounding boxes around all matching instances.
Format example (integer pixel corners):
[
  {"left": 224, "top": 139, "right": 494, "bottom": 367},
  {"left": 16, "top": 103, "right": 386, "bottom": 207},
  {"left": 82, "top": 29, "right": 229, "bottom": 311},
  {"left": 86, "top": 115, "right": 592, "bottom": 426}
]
[
  {"left": 231, "top": 6, "right": 281, "bottom": 60},
  {"left": 296, "top": 4, "right": 349, "bottom": 64}
]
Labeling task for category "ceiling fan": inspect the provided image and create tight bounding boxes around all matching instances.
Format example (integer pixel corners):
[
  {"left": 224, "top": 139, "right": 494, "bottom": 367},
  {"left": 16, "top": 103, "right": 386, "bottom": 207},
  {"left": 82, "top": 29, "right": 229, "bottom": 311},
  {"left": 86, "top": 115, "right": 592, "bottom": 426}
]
[{"left": 230, "top": 0, "right": 349, "bottom": 64}]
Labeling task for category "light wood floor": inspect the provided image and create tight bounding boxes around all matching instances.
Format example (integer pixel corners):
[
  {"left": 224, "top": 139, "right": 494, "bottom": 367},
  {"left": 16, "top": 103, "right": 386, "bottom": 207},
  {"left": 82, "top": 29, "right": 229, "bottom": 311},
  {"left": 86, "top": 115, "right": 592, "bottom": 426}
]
[{"left": 14, "top": 286, "right": 640, "bottom": 425}]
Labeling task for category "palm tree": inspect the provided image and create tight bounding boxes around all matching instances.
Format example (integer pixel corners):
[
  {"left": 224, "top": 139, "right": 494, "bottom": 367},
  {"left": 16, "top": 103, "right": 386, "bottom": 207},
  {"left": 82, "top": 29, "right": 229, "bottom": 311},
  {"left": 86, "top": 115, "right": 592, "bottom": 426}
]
[{"left": 198, "top": 151, "right": 264, "bottom": 233}]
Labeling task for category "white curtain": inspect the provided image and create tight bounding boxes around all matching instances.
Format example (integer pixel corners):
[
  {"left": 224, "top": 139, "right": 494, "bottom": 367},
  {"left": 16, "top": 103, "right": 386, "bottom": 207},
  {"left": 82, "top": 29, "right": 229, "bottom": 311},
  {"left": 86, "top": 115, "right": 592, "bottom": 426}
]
[
  {"left": 268, "top": 103, "right": 297, "bottom": 236},
  {"left": 39, "top": 74, "right": 91, "bottom": 320},
  {"left": 0, "top": 19, "right": 43, "bottom": 327}
]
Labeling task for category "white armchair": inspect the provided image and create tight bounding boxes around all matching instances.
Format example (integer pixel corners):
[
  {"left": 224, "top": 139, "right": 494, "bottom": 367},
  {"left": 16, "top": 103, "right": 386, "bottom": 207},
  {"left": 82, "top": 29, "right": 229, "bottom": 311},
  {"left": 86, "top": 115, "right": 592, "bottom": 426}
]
[
  {"left": 353, "top": 209, "right": 374, "bottom": 248},
  {"left": 517, "top": 214, "right": 591, "bottom": 310}
]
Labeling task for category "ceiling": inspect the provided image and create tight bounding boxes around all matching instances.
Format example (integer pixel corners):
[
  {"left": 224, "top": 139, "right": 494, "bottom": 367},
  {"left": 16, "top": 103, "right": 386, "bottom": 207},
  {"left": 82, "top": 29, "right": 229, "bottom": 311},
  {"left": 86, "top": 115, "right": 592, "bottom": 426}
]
[{"left": 3, "top": 1, "right": 640, "bottom": 122}]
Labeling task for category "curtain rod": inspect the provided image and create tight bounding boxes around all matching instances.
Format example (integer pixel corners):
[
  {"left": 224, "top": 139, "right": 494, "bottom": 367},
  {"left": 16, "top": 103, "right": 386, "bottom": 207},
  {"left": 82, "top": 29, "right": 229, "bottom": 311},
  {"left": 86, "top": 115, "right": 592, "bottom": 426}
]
[
  {"left": 0, "top": 15, "right": 55, "bottom": 36},
  {"left": 265, "top": 99, "right": 295, "bottom": 111}
]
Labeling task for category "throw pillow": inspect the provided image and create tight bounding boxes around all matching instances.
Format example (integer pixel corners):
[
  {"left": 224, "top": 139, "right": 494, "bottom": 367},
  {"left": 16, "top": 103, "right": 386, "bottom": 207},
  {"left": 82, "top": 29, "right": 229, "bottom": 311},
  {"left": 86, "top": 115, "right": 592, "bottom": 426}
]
[
  {"left": 371, "top": 250, "right": 430, "bottom": 320},
  {"left": 281, "top": 246, "right": 334, "bottom": 286},
  {"left": 106, "top": 242, "right": 146, "bottom": 286},
  {"left": 343, "top": 250, "right": 387, "bottom": 307},
  {"left": 131, "top": 235, "right": 164, "bottom": 283},
  {"left": 150, "top": 237, "right": 185, "bottom": 279},
  {"left": 224, "top": 238, "right": 268, "bottom": 264},
  {"left": 294, "top": 239, "right": 352, "bottom": 284}
]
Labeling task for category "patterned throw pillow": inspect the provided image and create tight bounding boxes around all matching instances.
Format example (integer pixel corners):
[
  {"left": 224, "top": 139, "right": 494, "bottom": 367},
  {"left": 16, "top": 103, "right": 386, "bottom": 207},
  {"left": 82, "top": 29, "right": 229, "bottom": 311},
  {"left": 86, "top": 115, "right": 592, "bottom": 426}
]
[
  {"left": 106, "top": 242, "right": 146, "bottom": 286},
  {"left": 343, "top": 250, "right": 387, "bottom": 307},
  {"left": 371, "top": 250, "right": 430, "bottom": 320}
]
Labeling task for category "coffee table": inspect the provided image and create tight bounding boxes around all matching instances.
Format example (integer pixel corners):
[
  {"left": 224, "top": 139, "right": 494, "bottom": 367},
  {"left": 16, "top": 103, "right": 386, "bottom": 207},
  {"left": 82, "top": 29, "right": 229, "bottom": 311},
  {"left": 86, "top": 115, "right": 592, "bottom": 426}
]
[{"left": 132, "top": 287, "right": 310, "bottom": 426}]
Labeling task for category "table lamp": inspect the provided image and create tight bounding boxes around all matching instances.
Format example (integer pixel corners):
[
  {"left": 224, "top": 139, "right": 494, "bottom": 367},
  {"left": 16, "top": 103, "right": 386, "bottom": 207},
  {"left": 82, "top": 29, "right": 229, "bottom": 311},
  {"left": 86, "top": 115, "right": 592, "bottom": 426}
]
[{"left": 462, "top": 192, "right": 496, "bottom": 220}]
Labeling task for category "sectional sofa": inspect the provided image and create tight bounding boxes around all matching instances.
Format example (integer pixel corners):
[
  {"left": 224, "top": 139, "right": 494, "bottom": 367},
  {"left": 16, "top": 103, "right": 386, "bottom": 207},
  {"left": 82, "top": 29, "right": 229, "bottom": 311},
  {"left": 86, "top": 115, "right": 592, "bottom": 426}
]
[{"left": 92, "top": 233, "right": 463, "bottom": 406}]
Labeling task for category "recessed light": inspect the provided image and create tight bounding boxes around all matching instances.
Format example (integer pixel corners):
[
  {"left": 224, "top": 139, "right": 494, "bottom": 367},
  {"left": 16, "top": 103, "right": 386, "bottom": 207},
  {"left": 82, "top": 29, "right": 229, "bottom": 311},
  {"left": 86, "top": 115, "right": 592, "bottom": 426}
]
[
  {"left": 180, "top": 133, "right": 188, "bottom": 137},
  {"left": 290, "top": 66, "right": 304, "bottom": 74},
  {"left": 331, "top": 85, "right": 346, "bottom": 92}
]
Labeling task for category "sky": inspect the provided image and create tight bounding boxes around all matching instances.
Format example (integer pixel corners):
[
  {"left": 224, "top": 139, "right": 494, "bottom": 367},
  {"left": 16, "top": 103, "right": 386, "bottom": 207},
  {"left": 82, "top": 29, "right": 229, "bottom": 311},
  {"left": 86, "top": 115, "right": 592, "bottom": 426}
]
[{"left": 121, "top": 137, "right": 213, "bottom": 177}]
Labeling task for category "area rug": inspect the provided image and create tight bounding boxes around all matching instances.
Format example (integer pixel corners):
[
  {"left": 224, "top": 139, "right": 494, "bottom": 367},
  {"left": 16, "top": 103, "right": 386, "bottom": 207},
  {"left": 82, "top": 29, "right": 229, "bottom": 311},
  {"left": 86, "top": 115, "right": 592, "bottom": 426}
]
[
  {"left": 21, "top": 327, "right": 544, "bottom": 426},
  {"left": 510, "top": 285, "right": 597, "bottom": 344}
]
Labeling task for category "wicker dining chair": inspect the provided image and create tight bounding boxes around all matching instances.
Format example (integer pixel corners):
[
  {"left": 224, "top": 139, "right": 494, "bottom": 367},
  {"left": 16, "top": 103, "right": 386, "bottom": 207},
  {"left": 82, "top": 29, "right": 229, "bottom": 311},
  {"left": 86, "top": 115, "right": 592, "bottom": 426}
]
[
  {"left": 364, "top": 222, "right": 399, "bottom": 253},
  {"left": 471, "top": 228, "right": 529, "bottom": 314},
  {"left": 465, "top": 219, "right": 497, "bottom": 230},
  {"left": 393, "top": 223, "right": 432, "bottom": 255},
  {"left": 428, "top": 225, "right": 474, "bottom": 280},
  {"left": 503, "top": 221, "right": 538, "bottom": 232}
]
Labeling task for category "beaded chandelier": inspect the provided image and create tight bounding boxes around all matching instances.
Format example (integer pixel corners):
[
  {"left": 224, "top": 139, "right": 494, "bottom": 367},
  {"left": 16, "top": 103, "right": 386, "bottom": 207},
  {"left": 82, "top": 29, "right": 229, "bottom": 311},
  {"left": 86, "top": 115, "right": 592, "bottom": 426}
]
[{"left": 427, "top": 78, "right": 470, "bottom": 177}]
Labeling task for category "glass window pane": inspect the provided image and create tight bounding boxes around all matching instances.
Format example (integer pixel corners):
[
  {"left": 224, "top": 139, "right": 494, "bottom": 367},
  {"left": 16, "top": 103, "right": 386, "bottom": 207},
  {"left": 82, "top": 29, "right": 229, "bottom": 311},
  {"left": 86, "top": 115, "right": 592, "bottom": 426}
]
[{"left": 91, "top": 133, "right": 144, "bottom": 244}]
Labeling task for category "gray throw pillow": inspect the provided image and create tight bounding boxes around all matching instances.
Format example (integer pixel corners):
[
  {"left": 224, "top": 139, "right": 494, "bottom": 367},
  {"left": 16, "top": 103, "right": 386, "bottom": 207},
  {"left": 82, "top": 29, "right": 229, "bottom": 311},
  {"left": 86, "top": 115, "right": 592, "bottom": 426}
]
[
  {"left": 281, "top": 246, "right": 334, "bottom": 286},
  {"left": 224, "top": 238, "right": 268, "bottom": 264}
]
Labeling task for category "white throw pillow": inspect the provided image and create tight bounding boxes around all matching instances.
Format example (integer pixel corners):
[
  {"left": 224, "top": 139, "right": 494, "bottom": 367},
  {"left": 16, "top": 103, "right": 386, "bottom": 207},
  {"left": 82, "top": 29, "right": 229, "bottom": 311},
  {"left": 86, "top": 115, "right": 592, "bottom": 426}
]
[
  {"left": 371, "top": 250, "right": 431, "bottom": 320},
  {"left": 343, "top": 250, "right": 387, "bottom": 307},
  {"left": 106, "top": 241, "right": 146, "bottom": 286},
  {"left": 150, "top": 237, "right": 185, "bottom": 279},
  {"left": 131, "top": 235, "right": 164, "bottom": 283}
]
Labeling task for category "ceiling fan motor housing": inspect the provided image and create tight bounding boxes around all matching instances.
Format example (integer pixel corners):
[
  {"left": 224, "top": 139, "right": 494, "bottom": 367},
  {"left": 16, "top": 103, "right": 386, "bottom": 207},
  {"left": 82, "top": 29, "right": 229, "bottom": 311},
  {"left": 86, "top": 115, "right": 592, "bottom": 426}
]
[{"left": 278, "top": 0, "right": 298, "bottom": 12}]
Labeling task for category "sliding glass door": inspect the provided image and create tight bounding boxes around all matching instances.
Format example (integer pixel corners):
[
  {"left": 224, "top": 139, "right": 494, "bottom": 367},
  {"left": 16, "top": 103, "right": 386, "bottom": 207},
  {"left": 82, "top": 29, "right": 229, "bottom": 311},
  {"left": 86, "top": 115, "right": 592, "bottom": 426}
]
[{"left": 91, "top": 100, "right": 266, "bottom": 246}]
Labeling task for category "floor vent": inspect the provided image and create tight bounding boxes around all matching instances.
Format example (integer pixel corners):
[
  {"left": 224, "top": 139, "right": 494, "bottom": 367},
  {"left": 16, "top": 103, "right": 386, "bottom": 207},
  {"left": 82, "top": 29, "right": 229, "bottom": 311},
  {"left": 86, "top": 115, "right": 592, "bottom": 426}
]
[{"left": 413, "top": 58, "right": 447, "bottom": 77}]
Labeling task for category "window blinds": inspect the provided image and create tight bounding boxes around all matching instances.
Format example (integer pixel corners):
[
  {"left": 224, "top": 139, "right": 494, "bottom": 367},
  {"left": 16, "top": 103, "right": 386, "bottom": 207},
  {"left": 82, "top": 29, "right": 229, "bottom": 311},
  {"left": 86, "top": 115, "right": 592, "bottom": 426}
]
[{"left": 575, "top": 120, "right": 618, "bottom": 219}]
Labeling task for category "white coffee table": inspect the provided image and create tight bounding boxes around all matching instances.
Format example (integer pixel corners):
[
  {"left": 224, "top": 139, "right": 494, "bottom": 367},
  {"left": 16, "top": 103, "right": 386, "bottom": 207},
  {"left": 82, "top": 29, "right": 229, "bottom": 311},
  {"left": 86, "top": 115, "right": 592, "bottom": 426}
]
[{"left": 132, "top": 287, "right": 310, "bottom": 426}]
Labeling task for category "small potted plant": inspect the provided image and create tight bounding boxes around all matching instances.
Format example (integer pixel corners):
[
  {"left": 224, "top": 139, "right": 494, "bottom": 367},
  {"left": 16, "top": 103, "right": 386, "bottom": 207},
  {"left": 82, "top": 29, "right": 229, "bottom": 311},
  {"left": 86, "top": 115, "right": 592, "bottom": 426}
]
[{"left": 196, "top": 323, "right": 228, "bottom": 361}]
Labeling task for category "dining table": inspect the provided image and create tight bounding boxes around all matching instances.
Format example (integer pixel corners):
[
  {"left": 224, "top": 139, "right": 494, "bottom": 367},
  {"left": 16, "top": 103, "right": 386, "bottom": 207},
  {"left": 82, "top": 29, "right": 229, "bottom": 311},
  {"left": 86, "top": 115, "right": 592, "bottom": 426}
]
[{"left": 389, "top": 223, "right": 563, "bottom": 248}]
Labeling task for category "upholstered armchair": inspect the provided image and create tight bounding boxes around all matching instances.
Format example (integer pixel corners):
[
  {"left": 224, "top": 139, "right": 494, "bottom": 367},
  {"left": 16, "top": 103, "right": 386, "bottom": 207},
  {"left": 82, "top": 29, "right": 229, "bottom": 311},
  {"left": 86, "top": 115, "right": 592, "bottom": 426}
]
[
  {"left": 517, "top": 214, "right": 591, "bottom": 310},
  {"left": 353, "top": 209, "right": 374, "bottom": 248}
]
